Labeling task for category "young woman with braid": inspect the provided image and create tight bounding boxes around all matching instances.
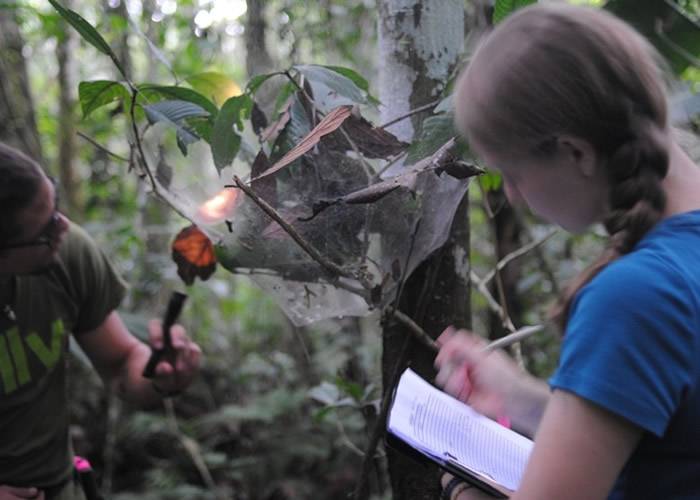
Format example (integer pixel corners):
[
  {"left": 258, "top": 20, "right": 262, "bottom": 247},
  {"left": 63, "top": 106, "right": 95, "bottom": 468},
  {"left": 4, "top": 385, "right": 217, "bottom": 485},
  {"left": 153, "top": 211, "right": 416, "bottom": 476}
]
[{"left": 434, "top": 4, "right": 700, "bottom": 500}]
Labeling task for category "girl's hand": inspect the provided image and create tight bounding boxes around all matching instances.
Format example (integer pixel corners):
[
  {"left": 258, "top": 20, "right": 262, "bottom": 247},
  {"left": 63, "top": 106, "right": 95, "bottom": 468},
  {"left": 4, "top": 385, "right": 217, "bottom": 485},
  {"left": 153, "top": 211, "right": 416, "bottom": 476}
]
[
  {"left": 440, "top": 474, "right": 497, "bottom": 500},
  {"left": 0, "top": 485, "right": 44, "bottom": 499},
  {"left": 434, "top": 327, "right": 522, "bottom": 420}
]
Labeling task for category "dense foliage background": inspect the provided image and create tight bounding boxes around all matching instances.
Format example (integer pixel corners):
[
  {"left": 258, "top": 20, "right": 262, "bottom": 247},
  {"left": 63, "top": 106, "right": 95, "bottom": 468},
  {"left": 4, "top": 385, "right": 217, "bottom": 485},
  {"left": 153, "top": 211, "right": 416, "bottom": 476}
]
[{"left": 1, "top": 0, "right": 699, "bottom": 498}]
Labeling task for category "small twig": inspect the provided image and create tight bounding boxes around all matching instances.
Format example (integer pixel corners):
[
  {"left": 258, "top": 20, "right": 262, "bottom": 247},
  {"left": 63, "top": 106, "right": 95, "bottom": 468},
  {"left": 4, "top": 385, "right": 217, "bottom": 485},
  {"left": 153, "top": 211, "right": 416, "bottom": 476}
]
[
  {"left": 284, "top": 69, "right": 306, "bottom": 95},
  {"left": 388, "top": 305, "right": 542, "bottom": 355},
  {"left": 164, "top": 399, "right": 220, "bottom": 497},
  {"left": 339, "top": 124, "right": 375, "bottom": 177},
  {"left": 470, "top": 269, "right": 511, "bottom": 328},
  {"left": 378, "top": 99, "right": 441, "bottom": 130},
  {"left": 121, "top": 87, "right": 197, "bottom": 225},
  {"left": 655, "top": 18, "right": 700, "bottom": 69},
  {"left": 230, "top": 175, "right": 356, "bottom": 281},
  {"left": 129, "top": 89, "right": 160, "bottom": 192},
  {"left": 284, "top": 69, "right": 323, "bottom": 122},
  {"left": 336, "top": 419, "right": 369, "bottom": 458},
  {"left": 387, "top": 307, "right": 437, "bottom": 352},
  {"left": 477, "top": 228, "right": 559, "bottom": 288},
  {"left": 373, "top": 151, "right": 408, "bottom": 180},
  {"left": 77, "top": 131, "right": 129, "bottom": 162}
]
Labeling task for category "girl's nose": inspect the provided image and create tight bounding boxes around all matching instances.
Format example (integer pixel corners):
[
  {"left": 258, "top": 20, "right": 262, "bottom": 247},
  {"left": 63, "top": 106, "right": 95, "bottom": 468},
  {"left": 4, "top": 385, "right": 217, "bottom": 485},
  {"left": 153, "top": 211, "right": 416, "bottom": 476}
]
[{"left": 503, "top": 179, "right": 525, "bottom": 206}]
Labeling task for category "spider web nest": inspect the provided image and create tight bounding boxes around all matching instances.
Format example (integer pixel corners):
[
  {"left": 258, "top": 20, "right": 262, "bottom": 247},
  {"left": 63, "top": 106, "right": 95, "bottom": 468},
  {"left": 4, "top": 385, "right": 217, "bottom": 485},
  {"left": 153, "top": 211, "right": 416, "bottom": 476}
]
[{"left": 153, "top": 88, "right": 478, "bottom": 326}]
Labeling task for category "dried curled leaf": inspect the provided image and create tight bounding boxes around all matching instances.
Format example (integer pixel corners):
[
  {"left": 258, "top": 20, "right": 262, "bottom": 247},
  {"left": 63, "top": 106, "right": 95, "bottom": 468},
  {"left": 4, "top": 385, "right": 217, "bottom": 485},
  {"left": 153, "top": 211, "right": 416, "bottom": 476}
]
[
  {"left": 253, "top": 105, "right": 354, "bottom": 181},
  {"left": 435, "top": 161, "right": 485, "bottom": 179},
  {"left": 300, "top": 173, "right": 416, "bottom": 221},
  {"left": 171, "top": 225, "right": 217, "bottom": 285}
]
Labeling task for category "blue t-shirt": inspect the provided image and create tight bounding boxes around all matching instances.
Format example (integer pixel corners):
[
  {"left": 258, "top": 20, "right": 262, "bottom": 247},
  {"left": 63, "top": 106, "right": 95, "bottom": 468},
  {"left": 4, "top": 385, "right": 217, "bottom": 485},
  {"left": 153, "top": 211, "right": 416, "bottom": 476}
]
[{"left": 549, "top": 210, "right": 700, "bottom": 500}]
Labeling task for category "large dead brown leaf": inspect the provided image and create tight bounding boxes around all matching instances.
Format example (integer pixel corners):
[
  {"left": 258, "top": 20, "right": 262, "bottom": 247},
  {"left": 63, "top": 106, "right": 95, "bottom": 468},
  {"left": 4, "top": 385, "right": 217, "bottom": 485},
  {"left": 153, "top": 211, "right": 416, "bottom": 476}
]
[{"left": 252, "top": 105, "right": 353, "bottom": 181}]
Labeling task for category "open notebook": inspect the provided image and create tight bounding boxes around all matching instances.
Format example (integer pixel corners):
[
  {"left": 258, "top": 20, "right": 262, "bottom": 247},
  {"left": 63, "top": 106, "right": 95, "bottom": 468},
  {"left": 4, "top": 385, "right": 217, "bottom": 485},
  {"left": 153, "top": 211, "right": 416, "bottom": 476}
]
[{"left": 386, "top": 368, "right": 533, "bottom": 498}]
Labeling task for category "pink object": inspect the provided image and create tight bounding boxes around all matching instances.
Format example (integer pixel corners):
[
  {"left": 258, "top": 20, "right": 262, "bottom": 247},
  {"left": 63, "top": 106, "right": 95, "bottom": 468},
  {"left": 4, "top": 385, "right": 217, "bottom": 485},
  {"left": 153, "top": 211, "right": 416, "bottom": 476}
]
[
  {"left": 497, "top": 415, "right": 512, "bottom": 429},
  {"left": 73, "top": 456, "right": 92, "bottom": 472}
]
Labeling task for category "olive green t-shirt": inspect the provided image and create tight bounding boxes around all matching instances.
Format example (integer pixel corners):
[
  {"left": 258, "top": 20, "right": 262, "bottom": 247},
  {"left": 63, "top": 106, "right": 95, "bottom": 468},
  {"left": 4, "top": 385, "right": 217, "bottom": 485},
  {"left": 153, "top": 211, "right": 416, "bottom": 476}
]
[{"left": 0, "top": 222, "right": 127, "bottom": 488}]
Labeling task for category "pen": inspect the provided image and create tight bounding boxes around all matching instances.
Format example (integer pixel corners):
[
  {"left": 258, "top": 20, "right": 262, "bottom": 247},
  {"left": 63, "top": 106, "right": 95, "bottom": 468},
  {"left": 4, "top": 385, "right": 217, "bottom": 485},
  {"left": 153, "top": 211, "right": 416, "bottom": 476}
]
[
  {"left": 482, "top": 324, "right": 544, "bottom": 353},
  {"left": 142, "top": 291, "right": 188, "bottom": 379}
]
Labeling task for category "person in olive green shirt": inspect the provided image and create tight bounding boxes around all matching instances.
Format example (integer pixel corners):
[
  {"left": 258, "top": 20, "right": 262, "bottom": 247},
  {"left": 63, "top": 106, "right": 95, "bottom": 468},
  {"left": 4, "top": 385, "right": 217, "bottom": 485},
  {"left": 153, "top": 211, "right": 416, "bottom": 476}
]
[{"left": 0, "top": 143, "right": 202, "bottom": 499}]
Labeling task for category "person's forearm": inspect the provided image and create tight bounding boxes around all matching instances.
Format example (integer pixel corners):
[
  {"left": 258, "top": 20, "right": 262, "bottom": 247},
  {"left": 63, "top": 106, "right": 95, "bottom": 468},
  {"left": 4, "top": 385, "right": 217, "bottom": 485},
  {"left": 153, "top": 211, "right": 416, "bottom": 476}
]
[
  {"left": 114, "top": 342, "right": 163, "bottom": 407},
  {"left": 506, "top": 374, "right": 550, "bottom": 439}
]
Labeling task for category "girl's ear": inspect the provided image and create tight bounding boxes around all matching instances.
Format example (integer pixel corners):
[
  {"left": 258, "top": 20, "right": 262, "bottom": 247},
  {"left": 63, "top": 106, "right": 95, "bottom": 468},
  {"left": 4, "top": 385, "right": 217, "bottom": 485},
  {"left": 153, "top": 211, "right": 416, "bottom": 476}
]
[{"left": 558, "top": 136, "right": 598, "bottom": 178}]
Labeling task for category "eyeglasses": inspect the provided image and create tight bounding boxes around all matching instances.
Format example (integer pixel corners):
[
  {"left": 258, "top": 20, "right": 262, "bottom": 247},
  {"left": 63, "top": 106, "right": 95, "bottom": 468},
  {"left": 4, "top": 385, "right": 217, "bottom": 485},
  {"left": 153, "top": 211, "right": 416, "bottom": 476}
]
[{"left": 0, "top": 177, "right": 62, "bottom": 251}]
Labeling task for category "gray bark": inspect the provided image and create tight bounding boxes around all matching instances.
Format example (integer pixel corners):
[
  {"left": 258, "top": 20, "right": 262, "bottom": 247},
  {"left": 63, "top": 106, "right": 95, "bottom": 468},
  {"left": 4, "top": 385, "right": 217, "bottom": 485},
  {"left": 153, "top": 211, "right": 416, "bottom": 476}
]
[
  {"left": 377, "top": 2, "right": 468, "bottom": 499},
  {"left": 245, "top": 0, "right": 274, "bottom": 77},
  {"left": 245, "top": 0, "right": 280, "bottom": 120},
  {"left": 0, "top": 8, "right": 43, "bottom": 161},
  {"left": 56, "top": 0, "right": 81, "bottom": 217}
]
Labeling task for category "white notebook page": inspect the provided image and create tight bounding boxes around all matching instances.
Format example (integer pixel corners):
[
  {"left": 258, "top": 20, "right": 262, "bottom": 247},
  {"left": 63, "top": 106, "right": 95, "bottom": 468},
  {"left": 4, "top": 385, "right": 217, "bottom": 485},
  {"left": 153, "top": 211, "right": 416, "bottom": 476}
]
[{"left": 387, "top": 368, "right": 533, "bottom": 491}]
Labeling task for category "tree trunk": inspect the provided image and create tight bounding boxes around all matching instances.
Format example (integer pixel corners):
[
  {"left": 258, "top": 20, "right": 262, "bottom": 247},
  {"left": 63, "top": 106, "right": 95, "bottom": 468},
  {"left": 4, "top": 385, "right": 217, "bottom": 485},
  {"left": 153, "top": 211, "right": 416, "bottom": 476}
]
[
  {"left": 245, "top": 0, "right": 281, "bottom": 120},
  {"left": 0, "top": 8, "right": 43, "bottom": 161},
  {"left": 245, "top": 0, "right": 274, "bottom": 77},
  {"left": 56, "top": 0, "right": 82, "bottom": 217},
  {"left": 487, "top": 188, "right": 524, "bottom": 341},
  {"left": 378, "top": 2, "right": 467, "bottom": 498}
]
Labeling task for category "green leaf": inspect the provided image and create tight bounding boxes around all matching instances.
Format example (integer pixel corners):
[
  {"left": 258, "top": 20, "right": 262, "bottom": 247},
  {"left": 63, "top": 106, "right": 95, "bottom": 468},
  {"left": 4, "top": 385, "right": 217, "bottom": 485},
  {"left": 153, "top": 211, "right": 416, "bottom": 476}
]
[
  {"left": 333, "top": 377, "right": 364, "bottom": 401},
  {"left": 294, "top": 64, "right": 367, "bottom": 105},
  {"left": 480, "top": 171, "right": 503, "bottom": 191},
  {"left": 48, "top": 0, "right": 127, "bottom": 78},
  {"left": 434, "top": 94, "right": 454, "bottom": 114},
  {"left": 143, "top": 100, "right": 210, "bottom": 155},
  {"left": 606, "top": 0, "right": 700, "bottom": 75},
  {"left": 308, "top": 382, "right": 340, "bottom": 406},
  {"left": 405, "top": 112, "right": 457, "bottom": 165},
  {"left": 138, "top": 84, "right": 218, "bottom": 117},
  {"left": 274, "top": 81, "right": 297, "bottom": 116},
  {"left": 185, "top": 71, "right": 241, "bottom": 106},
  {"left": 323, "top": 65, "right": 379, "bottom": 105},
  {"left": 78, "top": 80, "right": 130, "bottom": 118},
  {"left": 246, "top": 72, "right": 282, "bottom": 95},
  {"left": 274, "top": 93, "right": 312, "bottom": 159},
  {"left": 211, "top": 95, "right": 253, "bottom": 173},
  {"left": 493, "top": 0, "right": 537, "bottom": 24}
]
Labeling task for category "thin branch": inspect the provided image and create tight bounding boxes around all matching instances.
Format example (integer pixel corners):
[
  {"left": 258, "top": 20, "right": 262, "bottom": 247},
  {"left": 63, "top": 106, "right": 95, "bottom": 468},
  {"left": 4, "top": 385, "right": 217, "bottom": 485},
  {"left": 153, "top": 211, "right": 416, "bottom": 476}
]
[
  {"left": 655, "top": 17, "right": 700, "bottom": 68},
  {"left": 129, "top": 89, "right": 158, "bottom": 191},
  {"left": 387, "top": 307, "right": 437, "bottom": 352},
  {"left": 164, "top": 399, "right": 221, "bottom": 497},
  {"left": 76, "top": 131, "right": 129, "bottom": 162},
  {"left": 387, "top": 306, "right": 543, "bottom": 357},
  {"left": 470, "top": 269, "right": 516, "bottom": 331},
  {"left": 477, "top": 228, "right": 559, "bottom": 288},
  {"left": 230, "top": 175, "right": 360, "bottom": 283},
  {"left": 336, "top": 419, "right": 370, "bottom": 458},
  {"left": 339, "top": 123, "right": 375, "bottom": 177},
  {"left": 378, "top": 99, "right": 441, "bottom": 130},
  {"left": 120, "top": 88, "right": 196, "bottom": 225},
  {"left": 373, "top": 151, "right": 407, "bottom": 180}
]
